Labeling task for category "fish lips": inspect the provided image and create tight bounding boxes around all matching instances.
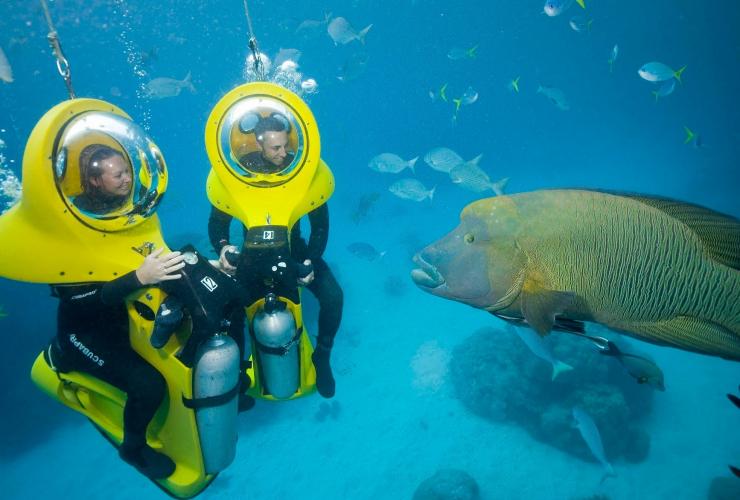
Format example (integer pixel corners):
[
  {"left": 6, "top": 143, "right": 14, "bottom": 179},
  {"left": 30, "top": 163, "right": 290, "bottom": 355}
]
[{"left": 411, "top": 254, "right": 446, "bottom": 290}]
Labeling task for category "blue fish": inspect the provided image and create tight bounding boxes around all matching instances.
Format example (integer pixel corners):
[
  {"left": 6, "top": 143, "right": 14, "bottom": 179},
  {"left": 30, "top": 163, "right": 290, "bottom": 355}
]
[{"left": 572, "top": 406, "right": 616, "bottom": 483}]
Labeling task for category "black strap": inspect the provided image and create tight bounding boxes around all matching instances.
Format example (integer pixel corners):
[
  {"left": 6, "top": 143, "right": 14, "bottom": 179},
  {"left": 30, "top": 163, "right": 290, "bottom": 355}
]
[
  {"left": 182, "top": 381, "right": 241, "bottom": 410},
  {"left": 254, "top": 326, "right": 302, "bottom": 356}
]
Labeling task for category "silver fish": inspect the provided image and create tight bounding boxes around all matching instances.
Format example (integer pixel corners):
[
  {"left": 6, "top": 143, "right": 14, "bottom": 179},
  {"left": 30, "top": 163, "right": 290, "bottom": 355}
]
[
  {"left": 423, "top": 147, "right": 464, "bottom": 173},
  {"left": 537, "top": 85, "right": 570, "bottom": 111},
  {"left": 572, "top": 406, "right": 616, "bottom": 483},
  {"left": 652, "top": 79, "right": 676, "bottom": 101},
  {"left": 347, "top": 242, "right": 386, "bottom": 261},
  {"left": 389, "top": 178, "right": 435, "bottom": 202},
  {"left": 638, "top": 62, "right": 686, "bottom": 83},
  {"left": 296, "top": 12, "right": 332, "bottom": 35},
  {"left": 569, "top": 16, "right": 592, "bottom": 33},
  {"left": 0, "top": 47, "right": 13, "bottom": 83},
  {"left": 447, "top": 45, "right": 478, "bottom": 60},
  {"left": 368, "top": 153, "right": 417, "bottom": 174},
  {"left": 461, "top": 86, "right": 479, "bottom": 105},
  {"left": 506, "top": 324, "right": 573, "bottom": 380},
  {"left": 327, "top": 17, "right": 372, "bottom": 45},
  {"left": 544, "top": 0, "right": 574, "bottom": 17},
  {"left": 608, "top": 44, "right": 618, "bottom": 73},
  {"left": 449, "top": 156, "right": 509, "bottom": 195},
  {"left": 338, "top": 52, "right": 368, "bottom": 82},
  {"left": 143, "top": 72, "right": 195, "bottom": 99}
]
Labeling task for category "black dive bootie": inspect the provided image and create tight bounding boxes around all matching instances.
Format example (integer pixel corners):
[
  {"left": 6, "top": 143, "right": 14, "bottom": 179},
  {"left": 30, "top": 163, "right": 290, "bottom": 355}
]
[
  {"left": 312, "top": 343, "right": 336, "bottom": 398},
  {"left": 119, "top": 435, "right": 176, "bottom": 479}
]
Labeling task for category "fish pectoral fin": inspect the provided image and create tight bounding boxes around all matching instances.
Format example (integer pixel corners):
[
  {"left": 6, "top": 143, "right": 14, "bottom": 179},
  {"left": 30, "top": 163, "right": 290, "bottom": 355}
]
[
  {"left": 612, "top": 316, "right": 740, "bottom": 361},
  {"left": 520, "top": 284, "right": 576, "bottom": 337}
]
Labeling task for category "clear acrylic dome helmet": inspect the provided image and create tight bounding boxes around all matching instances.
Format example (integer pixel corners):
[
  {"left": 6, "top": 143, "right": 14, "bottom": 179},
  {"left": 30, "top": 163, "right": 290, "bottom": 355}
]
[
  {"left": 53, "top": 111, "right": 168, "bottom": 231},
  {"left": 219, "top": 95, "right": 306, "bottom": 185}
]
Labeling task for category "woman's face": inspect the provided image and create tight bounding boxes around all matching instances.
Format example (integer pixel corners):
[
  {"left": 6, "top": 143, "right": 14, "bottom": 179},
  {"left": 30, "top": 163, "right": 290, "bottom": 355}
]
[{"left": 91, "top": 154, "right": 132, "bottom": 197}]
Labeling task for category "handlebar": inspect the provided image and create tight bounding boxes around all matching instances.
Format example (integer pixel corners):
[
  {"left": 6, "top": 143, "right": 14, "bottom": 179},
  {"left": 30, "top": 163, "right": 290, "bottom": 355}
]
[{"left": 223, "top": 250, "right": 313, "bottom": 279}]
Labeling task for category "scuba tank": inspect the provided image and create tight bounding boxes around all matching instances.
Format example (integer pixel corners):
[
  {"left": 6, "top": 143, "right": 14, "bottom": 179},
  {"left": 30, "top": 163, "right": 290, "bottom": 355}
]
[
  {"left": 192, "top": 333, "right": 240, "bottom": 474},
  {"left": 252, "top": 293, "right": 300, "bottom": 399}
]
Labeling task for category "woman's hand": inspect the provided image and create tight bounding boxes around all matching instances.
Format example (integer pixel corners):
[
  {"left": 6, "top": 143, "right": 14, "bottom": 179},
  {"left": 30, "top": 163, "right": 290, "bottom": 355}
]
[
  {"left": 136, "top": 248, "right": 186, "bottom": 285},
  {"left": 219, "top": 245, "right": 239, "bottom": 274}
]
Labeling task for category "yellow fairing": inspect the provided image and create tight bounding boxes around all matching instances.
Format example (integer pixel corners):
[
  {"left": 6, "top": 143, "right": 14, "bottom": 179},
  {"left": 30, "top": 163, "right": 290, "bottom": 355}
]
[
  {"left": 31, "top": 288, "right": 215, "bottom": 499},
  {"left": 0, "top": 99, "right": 166, "bottom": 284},
  {"left": 204, "top": 82, "right": 334, "bottom": 228},
  {"left": 244, "top": 293, "right": 317, "bottom": 401}
]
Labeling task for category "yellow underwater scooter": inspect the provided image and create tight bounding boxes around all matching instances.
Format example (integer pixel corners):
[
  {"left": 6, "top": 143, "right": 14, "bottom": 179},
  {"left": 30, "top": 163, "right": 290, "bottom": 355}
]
[
  {"left": 0, "top": 98, "right": 237, "bottom": 498},
  {"left": 204, "top": 81, "right": 335, "bottom": 401}
]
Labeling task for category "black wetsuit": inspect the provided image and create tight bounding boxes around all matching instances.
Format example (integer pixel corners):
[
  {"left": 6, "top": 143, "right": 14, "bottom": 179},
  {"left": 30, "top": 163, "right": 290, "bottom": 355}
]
[
  {"left": 208, "top": 202, "right": 343, "bottom": 351},
  {"left": 49, "top": 272, "right": 165, "bottom": 448},
  {"left": 73, "top": 192, "right": 128, "bottom": 214},
  {"left": 210, "top": 151, "right": 343, "bottom": 397}
]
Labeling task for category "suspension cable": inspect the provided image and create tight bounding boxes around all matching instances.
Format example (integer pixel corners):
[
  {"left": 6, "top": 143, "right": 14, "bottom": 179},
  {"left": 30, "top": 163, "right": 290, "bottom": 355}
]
[
  {"left": 242, "top": 0, "right": 266, "bottom": 81},
  {"left": 40, "top": 0, "right": 76, "bottom": 99}
]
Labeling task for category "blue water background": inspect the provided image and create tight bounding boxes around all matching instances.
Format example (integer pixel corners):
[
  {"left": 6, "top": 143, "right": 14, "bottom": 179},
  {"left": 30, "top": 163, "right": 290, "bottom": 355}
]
[{"left": 0, "top": 0, "right": 738, "bottom": 498}]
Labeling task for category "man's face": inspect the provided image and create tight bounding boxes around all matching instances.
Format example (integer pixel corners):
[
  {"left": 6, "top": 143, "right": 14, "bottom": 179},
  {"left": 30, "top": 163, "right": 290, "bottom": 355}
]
[
  {"left": 258, "top": 130, "right": 289, "bottom": 168},
  {"left": 91, "top": 154, "right": 132, "bottom": 197}
]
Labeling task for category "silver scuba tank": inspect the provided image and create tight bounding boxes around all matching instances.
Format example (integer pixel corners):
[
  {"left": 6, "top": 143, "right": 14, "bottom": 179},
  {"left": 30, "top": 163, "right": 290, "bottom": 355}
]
[
  {"left": 252, "top": 295, "right": 300, "bottom": 399},
  {"left": 192, "top": 333, "right": 240, "bottom": 474}
]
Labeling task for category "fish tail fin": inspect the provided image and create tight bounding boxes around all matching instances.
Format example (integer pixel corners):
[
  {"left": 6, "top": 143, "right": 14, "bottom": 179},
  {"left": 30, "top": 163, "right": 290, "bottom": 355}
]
[
  {"left": 577, "top": 0, "right": 586, "bottom": 8},
  {"left": 512, "top": 77, "right": 520, "bottom": 93},
  {"left": 408, "top": 156, "right": 419, "bottom": 173},
  {"left": 440, "top": 83, "right": 448, "bottom": 102},
  {"left": 727, "top": 393, "right": 740, "bottom": 409},
  {"left": 536, "top": 84, "right": 544, "bottom": 94},
  {"left": 491, "top": 176, "right": 509, "bottom": 196},
  {"left": 674, "top": 65, "right": 687, "bottom": 84},
  {"left": 183, "top": 71, "right": 196, "bottom": 93},
  {"left": 324, "top": 12, "right": 333, "bottom": 23},
  {"left": 468, "top": 45, "right": 479, "bottom": 58},
  {"left": 358, "top": 24, "right": 373, "bottom": 44},
  {"left": 652, "top": 89, "right": 660, "bottom": 102},
  {"left": 599, "top": 465, "right": 617, "bottom": 485},
  {"left": 428, "top": 185, "right": 436, "bottom": 202},
  {"left": 587, "top": 19, "right": 593, "bottom": 33},
  {"left": 684, "top": 126, "right": 695, "bottom": 144},
  {"left": 453, "top": 98, "right": 462, "bottom": 114},
  {"left": 551, "top": 360, "right": 574, "bottom": 381}
]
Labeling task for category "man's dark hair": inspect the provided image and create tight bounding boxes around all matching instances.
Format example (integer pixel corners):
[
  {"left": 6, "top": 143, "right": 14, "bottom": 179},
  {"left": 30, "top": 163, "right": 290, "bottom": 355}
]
[{"left": 254, "top": 113, "right": 290, "bottom": 143}]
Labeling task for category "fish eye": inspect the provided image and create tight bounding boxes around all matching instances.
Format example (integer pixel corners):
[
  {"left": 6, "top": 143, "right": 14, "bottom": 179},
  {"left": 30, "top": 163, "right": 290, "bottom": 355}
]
[{"left": 464, "top": 233, "right": 475, "bottom": 244}]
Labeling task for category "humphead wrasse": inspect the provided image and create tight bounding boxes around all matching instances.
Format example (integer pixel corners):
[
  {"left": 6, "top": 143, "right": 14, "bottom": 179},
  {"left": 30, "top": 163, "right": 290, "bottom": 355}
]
[{"left": 411, "top": 190, "right": 740, "bottom": 361}]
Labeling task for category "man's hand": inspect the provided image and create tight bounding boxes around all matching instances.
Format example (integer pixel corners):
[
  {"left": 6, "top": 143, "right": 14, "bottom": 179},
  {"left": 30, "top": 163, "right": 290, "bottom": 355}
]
[
  {"left": 219, "top": 245, "right": 239, "bottom": 275},
  {"left": 297, "top": 259, "right": 314, "bottom": 286}
]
